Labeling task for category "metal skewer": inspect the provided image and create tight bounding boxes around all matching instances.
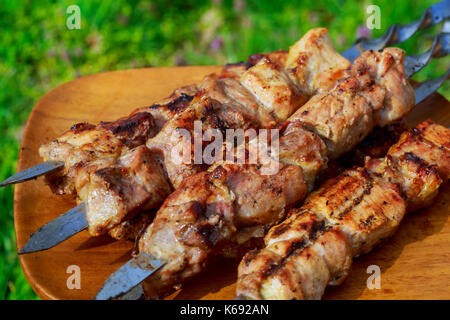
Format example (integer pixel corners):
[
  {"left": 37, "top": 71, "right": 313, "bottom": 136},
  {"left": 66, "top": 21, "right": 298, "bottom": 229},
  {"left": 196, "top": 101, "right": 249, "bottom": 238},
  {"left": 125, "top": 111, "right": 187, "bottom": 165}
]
[
  {"left": 0, "top": 160, "right": 63, "bottom": 187},
  {"left": 18, "top": 203, "right": 87, "bottom": 254},
  {"left": 95, "top": 254, "right": 165, "bottom": 300},
  {"left": 342, "top": 0, "right": 450, "bottom": 61},
  {"left": 415, "top": 68, "right": 450, "bottom": 104}
]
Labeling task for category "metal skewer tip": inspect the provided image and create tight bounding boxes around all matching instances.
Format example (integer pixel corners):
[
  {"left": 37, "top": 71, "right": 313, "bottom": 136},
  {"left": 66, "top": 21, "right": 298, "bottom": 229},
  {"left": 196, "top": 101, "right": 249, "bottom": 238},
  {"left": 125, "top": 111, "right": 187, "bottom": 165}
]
[
  {"left": 0, "top": 160, "right": 64, "bottom": 187},
  {"left": 95, "top": 254, "right": 165, "bottom": 300},
  {"left": 415, "top": 68, "right": 450, "bottom": 104},
  {"left": 19, "top": 203, "right": 87, "bottom": 254}
]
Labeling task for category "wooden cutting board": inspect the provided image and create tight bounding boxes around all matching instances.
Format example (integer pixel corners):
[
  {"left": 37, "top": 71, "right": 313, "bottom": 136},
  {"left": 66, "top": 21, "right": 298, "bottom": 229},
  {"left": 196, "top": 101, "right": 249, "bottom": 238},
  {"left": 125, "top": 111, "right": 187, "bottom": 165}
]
[{"left": 14, "top": 66, "right": 450, "bottom": 300}]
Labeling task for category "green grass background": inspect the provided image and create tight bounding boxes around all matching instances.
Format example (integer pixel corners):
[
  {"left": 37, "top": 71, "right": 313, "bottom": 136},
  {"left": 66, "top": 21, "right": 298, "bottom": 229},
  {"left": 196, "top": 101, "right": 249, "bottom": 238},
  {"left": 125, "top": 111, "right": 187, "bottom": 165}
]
[{"left": 1, "top": 0, "right": 448, "bottom": 299}]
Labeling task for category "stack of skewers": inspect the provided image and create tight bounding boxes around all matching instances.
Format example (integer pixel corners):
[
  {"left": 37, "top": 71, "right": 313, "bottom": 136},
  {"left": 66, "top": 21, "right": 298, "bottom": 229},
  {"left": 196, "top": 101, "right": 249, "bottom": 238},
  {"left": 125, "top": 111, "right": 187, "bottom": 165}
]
[{"left": 4, "top": 2, "right": 450, "bottom": 300}]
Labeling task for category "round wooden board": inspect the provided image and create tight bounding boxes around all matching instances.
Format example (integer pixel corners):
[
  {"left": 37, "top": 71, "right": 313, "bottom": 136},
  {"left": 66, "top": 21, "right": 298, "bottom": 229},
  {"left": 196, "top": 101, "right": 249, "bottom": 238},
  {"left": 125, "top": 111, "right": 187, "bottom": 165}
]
[{"left": 14, "top": 66, "right": 450, "bottom": 300}]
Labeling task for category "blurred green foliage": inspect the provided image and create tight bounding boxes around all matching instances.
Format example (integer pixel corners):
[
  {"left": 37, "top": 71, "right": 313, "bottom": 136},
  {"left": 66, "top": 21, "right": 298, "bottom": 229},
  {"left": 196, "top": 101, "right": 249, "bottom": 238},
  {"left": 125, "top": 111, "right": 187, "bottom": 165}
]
[{"left": 0, "top": 0, "right": 448, "bottom": 299}]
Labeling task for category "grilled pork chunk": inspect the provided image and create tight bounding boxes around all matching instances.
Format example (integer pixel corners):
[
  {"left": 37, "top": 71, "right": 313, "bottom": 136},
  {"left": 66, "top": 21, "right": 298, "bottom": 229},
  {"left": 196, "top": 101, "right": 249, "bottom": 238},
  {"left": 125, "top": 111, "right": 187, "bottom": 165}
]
[
  {"left": 75, "top": 146, "right": 172, "bottom": 236},
  {"left": 39, "top": 112, "right": 157, "bottom": 195},
  {"left": 137, "top": 47, "right": 414, "bottom": 299},
  {"left": 241, "top": 28, "right": 350, "bottom": 121},
  {"left": 132, "top": 87, "right": 197, "bottom": 131},
  {"left": 236, "top": 120, "right": 450, "bottom": 300},
  {"left": 39, "top": 87, "right": 195, "bottom": 195},
  {"left": 288, "top": 47, "right": 414, "bottom": 158}
]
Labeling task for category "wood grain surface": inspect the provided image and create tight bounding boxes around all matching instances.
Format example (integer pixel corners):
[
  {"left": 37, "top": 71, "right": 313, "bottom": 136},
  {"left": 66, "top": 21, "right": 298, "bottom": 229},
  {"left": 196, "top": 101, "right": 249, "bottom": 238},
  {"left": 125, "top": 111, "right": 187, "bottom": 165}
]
[{"left": 14, "top": 66, "right": 450, "bottom": 300}]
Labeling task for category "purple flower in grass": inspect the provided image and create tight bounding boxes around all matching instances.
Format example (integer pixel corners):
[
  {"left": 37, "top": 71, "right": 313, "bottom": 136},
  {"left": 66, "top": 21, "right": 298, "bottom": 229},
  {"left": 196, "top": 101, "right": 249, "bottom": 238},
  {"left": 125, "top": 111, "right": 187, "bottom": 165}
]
[
  {"left": 357, "top": 25, "right": 371, "bottom": 39},
  {"left": 234, "top": 0, "right": 245, "bottom": 12},
  {"left": 210, "top": 37, "right": 224, "bottom": 51}
]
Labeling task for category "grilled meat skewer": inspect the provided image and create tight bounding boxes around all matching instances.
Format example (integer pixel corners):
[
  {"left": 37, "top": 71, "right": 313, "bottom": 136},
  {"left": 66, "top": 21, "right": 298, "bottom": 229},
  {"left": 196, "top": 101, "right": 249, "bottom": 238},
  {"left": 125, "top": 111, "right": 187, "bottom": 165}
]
[
  {"left": 116, "top": 121, "right": 408, "bottom": 243},
  {"left": 0, "top": 85, "right": 196, "bottom": 189},
  {"left": 54, "top": 27, "right": 450, "bottom": 241},
  {"left": 99, "top": 46, "right": 416, "bottom": 299},
  {"left": 20, "top": 28, "right": 353, "bottom": 252},
  {"left": 21, "top": 28, "right": 449, "bottom": 255},
  {"left": 236, "top": 120, "right": 450, "bottom": 300}
]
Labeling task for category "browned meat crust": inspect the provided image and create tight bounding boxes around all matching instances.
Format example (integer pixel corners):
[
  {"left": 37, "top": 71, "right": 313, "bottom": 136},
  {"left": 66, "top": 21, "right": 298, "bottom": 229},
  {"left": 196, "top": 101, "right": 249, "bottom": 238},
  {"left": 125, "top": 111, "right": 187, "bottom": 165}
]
[
  {"left": 40, "top": 87, "right": 196, "bottom": 195},
  {"left": 236, "top": 120, "right": 449, "bottom": 300}
]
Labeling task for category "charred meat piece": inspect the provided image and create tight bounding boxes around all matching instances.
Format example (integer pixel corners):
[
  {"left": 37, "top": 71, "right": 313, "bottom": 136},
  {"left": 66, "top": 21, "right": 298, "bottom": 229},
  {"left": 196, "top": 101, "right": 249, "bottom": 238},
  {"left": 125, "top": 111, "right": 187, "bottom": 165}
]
[
  {"left": 285, "top": 27, "right": 350, "bottom": 96},
  {"left": 76, "top": 145, "right": 172, "bottom": 236},
  {"left": 241, "top": 52, "right": 306, "bottom": 121},
  {"left": 40, "top": 86, "right": 196, "bottom": 195},
  {"left": 317, "top": 121, "right": 407, "bottom": 184},
  {"left": 237, "top": 212, "right": 351, "bottom": 300},
  {"left": 131, "top": 85, "right": 197, "bottom": 130},
  {"left": 241, "top": 28, "right": 350, "bottom": 121},
  {"left": 40, "top": 112, "right": 157, "bottom": 195},
  {"left": 367, "top": 119, "right": 450, "bottom": 211},
  {"left": 236, "top": 120, "right": 449, "bottom": 300},
  {"left": 287, "top": 47, "right": 414, "bottom": 158}
]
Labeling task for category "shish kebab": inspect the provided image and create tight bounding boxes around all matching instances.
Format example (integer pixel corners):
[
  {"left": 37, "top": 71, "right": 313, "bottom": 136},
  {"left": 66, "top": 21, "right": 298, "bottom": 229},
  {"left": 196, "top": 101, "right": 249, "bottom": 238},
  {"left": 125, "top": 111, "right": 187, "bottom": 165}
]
[
  {"left": 236, "top": 119, "right": 450, "bottom": 300},
  {"left": 0, "top": 0, "right": 444, "bottom": 300},
  {"left": 5, "top": 0, "right": 450, "bottom": 246},
  {"left": 17, "top": 28, "right": 361, "bottom": 252},
  {"left": 18, "top": 28, "right": 450, "bottom": 255},
  {"left": 19, "top": 27, "right": 448, "bottom": 254},
  {"left": 96, "top": 43, "right": 447, "bottom": 300},
  {"left": 6, "top": 1, "right": 450, "bottom": 247},
  {"left": 113, "top": 119, "right": 411, "bottom": 242},
  {"left": 112, "top": 22, "right": 450, "bottom": 244},
  {"left": 5, "top": 0, "right": 450, "bottom": 192}
]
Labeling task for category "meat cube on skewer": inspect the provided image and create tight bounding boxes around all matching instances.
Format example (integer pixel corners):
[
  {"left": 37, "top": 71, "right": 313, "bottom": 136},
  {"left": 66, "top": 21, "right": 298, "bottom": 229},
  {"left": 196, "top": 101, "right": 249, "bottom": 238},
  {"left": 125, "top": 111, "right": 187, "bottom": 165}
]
[
  {"left": 77, "top": 145, "right": 172, "bottom": 236},
  {"left": 39, "top": 87, "right": 196, "bottom": 195},
  {"left": 237, "top": 120, "right": 450, "bottom": 300},
  {"left": 39, "top": 112, "right": 157, "bottom": 195}
]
